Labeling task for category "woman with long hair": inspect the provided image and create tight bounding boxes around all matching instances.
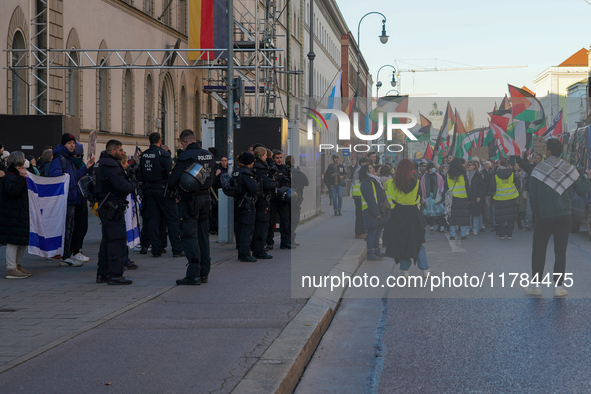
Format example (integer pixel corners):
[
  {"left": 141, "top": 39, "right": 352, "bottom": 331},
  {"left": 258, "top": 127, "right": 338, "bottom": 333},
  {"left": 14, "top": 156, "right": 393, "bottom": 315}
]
[
  {"left": 359, "top": 164, "right": 390, "bottom": 261},
  {"left": 383, "top": 159, "right": 430, "bottom": 278},
  {"left": 466, "top": 160, "right": 485, "bottom": 235},
  {"left": 443, "top": 158, "right": 471, "bottom": 240},
  {"left": 420, "top": 162, "right": 446, "bottom": 234}
]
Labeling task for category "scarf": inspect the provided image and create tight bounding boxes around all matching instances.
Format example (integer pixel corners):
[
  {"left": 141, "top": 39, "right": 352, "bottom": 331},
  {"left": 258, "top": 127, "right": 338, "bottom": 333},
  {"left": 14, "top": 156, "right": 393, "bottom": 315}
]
[
  {"left": 467, "top": 169, "right": 476, "bottom": 184},
  {"left": 368, "top": 173, "right": 385, "bottom": 190},
  {"left": 531, "top": 156, "right": 579, "bottom": 195}
]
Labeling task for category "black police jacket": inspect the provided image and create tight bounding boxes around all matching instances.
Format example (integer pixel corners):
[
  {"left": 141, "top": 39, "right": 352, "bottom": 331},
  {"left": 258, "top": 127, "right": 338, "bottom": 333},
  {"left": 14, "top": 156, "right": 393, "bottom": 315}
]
[
  {"left": 235, "top": 167, "right": 259, "bottom": 197},
  {"left": 253, "top": 159, "right": 277, "bottom": 195},
  {"left": 276, "top": 164, "right": 291, "bottom": 188},
  {"left": 94, "top": 151, "right": 137, "bottom": 202},
  {"left": 138, "top": 144, "right": 172, "bottom": 187},
  {"left": 169, "top": 142, "right": 215, "bottom": 195}
]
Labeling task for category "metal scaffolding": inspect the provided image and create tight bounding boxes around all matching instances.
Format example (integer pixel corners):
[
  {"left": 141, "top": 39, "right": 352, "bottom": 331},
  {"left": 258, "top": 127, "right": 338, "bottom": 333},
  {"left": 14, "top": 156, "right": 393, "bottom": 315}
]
[{"left": 28, "top": 0, "right": 49, "bottom": 115}]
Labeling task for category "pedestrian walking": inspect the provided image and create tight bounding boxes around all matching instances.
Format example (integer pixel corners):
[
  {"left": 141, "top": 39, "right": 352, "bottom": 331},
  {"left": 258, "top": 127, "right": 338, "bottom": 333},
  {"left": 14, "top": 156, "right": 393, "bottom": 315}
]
[
  {"left": 325, "top": 155, "right": 346, "bottom": 216},
  {"left": 359, "top": 164, "right": 390, "bottom": 261},
  {"left": 525, "top": 139, "right": 591, "bottom": 297},
  {"left": 489, "top": 158, "right": 520, "bottom": 240},
  {"left": 466, "top": 160, "right": 485, "bottom": 236},
  {"left": 383, "top": 159, "right": 430, "bottom": 278},
  {"left": 169, "top": 129, "right": 216, "bottom": 285},
  {"left": 420, "top": 162, "right": 446, "bottom": 234},
  {"left": 443, "top": 158, "right": 471, "bottom": 240},
  {"left": 0, "top": 152, "right": 32, "bottom": 279}
]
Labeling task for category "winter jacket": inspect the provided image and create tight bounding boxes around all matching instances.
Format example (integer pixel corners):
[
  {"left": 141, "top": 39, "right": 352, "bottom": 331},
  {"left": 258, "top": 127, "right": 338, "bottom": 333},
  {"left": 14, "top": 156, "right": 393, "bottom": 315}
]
[
  {"left": 443, "top": 174, "right": 471, "bottom": 226},
  {"left": 48, "top": 144, "right": 88, "bottom": 205},
  {"left": 466, "top": 172, "right": 485, "bottom": 216},
  {"left": 489, "top": 167, "right": 520, "bottom": 222},
  {"left": 0, "top": 166, "right": 30, "bottom": 245},
  {"left": 530, "top": 172, "right": 591, "bottom": 219},
  {"left": 360, "top": 176, "right": 389, "bottom": 230}
]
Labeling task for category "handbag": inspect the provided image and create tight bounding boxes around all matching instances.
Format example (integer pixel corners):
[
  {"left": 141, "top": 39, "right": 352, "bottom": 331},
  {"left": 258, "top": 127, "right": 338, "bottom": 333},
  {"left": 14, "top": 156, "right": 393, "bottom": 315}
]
[
  {"left": 379, "top": 200, "right": 391, "bottom": 213},
  {"left": 444, "top": 178, "right": 458, "bottom": 218}
]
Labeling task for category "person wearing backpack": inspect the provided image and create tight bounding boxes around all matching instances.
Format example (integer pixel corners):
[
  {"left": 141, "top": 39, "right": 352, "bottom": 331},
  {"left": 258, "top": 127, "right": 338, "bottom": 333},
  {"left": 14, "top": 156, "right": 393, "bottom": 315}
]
[{"left": 49, "top": 134, "right": 94, "bottom": 267}]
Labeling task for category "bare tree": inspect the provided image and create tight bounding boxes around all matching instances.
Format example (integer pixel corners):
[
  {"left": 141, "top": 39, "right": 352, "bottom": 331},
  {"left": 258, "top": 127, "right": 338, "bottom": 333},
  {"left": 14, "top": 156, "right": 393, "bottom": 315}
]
[{"left": 465, "top": 108, "right": 475, "bottom": 131}]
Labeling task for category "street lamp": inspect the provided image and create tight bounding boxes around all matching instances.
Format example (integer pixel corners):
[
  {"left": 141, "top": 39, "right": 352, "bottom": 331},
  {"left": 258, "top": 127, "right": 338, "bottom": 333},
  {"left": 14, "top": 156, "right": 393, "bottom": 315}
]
[
  {"left": 356, "top": 12, "right": 388, "bottom": 105},
  {"left": 376, "top": 64, "right": 396, "bottom": 98},
  {"left": 385, "top": 89, "right": 400, "bottom": 96}
]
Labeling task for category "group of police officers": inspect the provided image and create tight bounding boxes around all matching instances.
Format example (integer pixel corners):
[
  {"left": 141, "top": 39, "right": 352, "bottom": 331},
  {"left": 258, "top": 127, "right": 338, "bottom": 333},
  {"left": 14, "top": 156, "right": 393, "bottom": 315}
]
[{"left": 92, "top": 130, "right": 296, "bottom": 286}]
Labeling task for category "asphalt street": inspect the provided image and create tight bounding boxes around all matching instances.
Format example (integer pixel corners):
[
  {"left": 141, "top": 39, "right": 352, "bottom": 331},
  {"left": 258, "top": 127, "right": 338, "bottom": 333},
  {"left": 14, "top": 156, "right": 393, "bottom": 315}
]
[{"left": 296, "top": 225, "right": 591, "bottom": 393}]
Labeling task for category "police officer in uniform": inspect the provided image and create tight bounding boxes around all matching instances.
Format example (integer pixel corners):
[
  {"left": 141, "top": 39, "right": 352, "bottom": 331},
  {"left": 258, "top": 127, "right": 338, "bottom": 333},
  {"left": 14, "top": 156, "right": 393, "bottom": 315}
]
[
  {"left": 234, "top": 152, "right": 260, "bottom": 262},
  {"left": 138, "top": 132, "right": 183, "bottom": 258},
  {"left": 252, "top": 147, "right": 276, "bottom": 259},
  {"left": 94, "top": 140, "right": 137, "bottom": 285},
  {"left": 266, "top": 150, "right": 295, "bottom": 249},
  {"left": 169, "top": 129, "right": 215, "bottom": 285}
]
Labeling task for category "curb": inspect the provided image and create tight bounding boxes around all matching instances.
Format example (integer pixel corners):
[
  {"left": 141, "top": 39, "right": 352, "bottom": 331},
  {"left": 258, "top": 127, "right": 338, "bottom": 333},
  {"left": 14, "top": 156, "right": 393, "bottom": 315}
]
[{"left": 232, "top": 239, "right": 367, "bottom": 394}]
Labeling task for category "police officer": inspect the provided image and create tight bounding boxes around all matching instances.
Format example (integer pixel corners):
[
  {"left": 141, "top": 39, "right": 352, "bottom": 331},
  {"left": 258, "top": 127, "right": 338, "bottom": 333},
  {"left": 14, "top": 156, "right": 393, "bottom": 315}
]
[
  {"left": 252, "top": 147, "right": 276, "bottom": 259},
  {"left": 169, "top": 129, "right": 215, "bottom": 286},
  {"left": 234, "top": 152, "right": 260, "bottom": 262},
  {"left": 138, "top": 132, "right": 183, "bottom": 258},
  {"left": 266, "top": 150, "right": 294, "bottom": 249},
  {"left": 94, "top": 140, "right": 137, "bottom": 285}
]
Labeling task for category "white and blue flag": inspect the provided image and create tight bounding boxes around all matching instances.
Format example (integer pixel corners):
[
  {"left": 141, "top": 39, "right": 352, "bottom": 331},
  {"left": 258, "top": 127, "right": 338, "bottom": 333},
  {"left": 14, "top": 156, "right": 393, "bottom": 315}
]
[
  {"left": 325, "top": 71, "right": 341, "bottom": 120},
  {"left": 26, "top": 173, "right": 69, "bottom": 258},
  {"left": 125, "top": 194, "right": 140, "bottom": 249}
]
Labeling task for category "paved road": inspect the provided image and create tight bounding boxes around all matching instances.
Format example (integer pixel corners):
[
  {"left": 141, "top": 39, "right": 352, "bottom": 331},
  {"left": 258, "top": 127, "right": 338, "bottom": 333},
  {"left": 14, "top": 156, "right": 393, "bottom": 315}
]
[
  {"left": 0, "top": 195, "right": 356, "bottom": 393},
  {"left": 296, "top": 226, "right": 591, "bottom": 393}
]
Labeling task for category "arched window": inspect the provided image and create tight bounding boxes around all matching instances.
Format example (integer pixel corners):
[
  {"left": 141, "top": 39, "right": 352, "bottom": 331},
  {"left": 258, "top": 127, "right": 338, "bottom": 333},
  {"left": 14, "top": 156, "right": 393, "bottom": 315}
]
[
  {"left": 145, "top": 74, "right": 153, "bottom": 134},
  {"left": 124, "top": 69, "right": 133, "bottom": 134},
  {"left": 180, "top": 85, "right": 187, "bottom": 131},
  {"left": 67, "top": 51, "right": 80, "bottom": 117},
  {"left": 11, "top": 31, "right": 27, "bottom": 114},
  {"left": 98, "top": 63, "right": 108, "bottom": 131}
]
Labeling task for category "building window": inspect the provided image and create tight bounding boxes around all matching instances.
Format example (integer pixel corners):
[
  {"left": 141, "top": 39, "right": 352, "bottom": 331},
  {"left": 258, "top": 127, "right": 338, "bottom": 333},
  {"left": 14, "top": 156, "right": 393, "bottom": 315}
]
[
  {"left": 98, "top": 64, "right": 108, "bottom": 131},
  {"left": 11, "top": 31, "right": 27, "bottom": 114},
  {"left": 145, "top": 74, "right": 153, "bottom": 134},
  {"left": 144, "top": 0, "right": 152, "bottom": 15},
  {"left": 162, "top": 0, "right": 172, "bottom": 26},
  {"left": 180, "top": 85, "right": 187, "bottom": 130},
  {"left": 124, "top": 69, "right": 133, "bottom": 134},
  {"left": 180, "top": 0, "right": 187, "bottom": 34},
  {"left": 67, "top": 51, "right": 80, "bottom": 117}
]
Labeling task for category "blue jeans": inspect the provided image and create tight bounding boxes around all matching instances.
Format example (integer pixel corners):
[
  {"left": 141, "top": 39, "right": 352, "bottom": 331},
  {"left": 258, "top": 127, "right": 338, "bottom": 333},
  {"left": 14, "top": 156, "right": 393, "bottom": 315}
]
[
  {"left": 331, "top": 185, "right": 343, "bottom": 210},
  {"left": 366, "top": 225, "right": 382, "bottom": 250},
  {"left": 399, "top": 245, "right": 430, "bottom": 270},
  {"left": 450, "top": 225, "right": 469, "bottom": 237},
  {"left": 470, "top": 215, "right": 482, "bottom": 234}
]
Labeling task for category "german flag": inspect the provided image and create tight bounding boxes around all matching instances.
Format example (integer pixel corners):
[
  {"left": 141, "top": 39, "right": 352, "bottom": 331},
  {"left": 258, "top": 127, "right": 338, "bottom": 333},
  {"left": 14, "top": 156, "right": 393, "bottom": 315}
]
[{"left": 189, "top": 0, "right": 228, "bottom": 60}]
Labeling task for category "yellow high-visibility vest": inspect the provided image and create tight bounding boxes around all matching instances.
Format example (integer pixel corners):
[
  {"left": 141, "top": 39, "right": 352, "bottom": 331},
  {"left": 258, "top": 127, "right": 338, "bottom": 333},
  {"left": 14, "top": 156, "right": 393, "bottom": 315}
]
[
  {"left": 493, "top": 173, "right": 519, "bottom": 201},
  {"left": 352, "top": 180, "right": 362, "bottom": 197},
  {"left": 383, "top": 179, "right": 396, "bottom": 208},
  {"left": 447, "top": 174, "right": 467, "bottom": 198},
  {"left": 392, "top": 180, "right": 421, "bottom": 206},
  {"left": 361, "top": 181, "right": 377, "bottom": 211}
]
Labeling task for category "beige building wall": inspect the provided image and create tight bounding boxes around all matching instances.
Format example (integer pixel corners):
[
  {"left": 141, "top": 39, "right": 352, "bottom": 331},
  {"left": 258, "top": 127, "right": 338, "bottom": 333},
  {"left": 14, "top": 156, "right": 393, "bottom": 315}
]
[{"left": 2, "top": 0, "right": 201, "bottom": 154}]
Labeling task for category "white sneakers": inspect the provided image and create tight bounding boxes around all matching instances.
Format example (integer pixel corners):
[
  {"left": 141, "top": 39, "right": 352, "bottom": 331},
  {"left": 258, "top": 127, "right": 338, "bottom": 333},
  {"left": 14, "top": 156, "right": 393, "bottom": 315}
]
[
  {"left": 422, "top": 269, "right": 431, "bottom": 279},
  {"left": 59, "top": 258, "right": 83, "bottom": 267},
  {"left": 72, "top": 252, "right": 90, "bottom": 263},
  {"left": 524, "top": 285, "right": 569, "bottom": 297},
  {"left": 400, "top": 270, "right": 409, "bottom": 278}
]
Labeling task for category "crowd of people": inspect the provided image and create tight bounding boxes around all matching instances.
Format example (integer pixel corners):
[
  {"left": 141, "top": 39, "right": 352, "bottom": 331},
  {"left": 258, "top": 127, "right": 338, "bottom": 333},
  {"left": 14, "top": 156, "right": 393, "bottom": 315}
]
[
  {"left": 0, "top": 131, "right": 307, "bottom": 286},
  {"left": 345, "top": 138, "right": 591, "bottom": 297}
]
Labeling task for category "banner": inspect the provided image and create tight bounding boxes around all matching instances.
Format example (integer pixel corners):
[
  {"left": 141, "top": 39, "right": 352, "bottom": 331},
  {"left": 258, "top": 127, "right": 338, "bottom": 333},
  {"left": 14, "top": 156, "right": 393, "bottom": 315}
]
[
  {"left": 325, "top": 71, "right": 342, "bottom": 120},
  {"left": 125, "top": 194, "right": 141, "bottom": 249},
  {"left": 189, "top": 0, "right": 228, "bottom": 60},
  {"left": 26, "top": 173, "right": 69, "bottom": 258}
]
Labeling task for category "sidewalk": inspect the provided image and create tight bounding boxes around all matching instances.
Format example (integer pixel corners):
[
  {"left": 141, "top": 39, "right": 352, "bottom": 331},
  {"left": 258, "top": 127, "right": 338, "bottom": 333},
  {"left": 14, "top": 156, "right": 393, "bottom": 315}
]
[{"left": 0, "top": 195, "right": 362, "bottom": 393}]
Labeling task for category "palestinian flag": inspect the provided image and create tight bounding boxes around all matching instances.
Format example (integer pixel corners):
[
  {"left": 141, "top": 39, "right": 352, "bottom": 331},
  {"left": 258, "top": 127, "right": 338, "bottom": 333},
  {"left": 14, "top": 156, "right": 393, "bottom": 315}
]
[
  {"left": 407, "top": 113, "right": 432, "bottom": 142},
  {"left": 369, "top": 96, "right": 409, "bottom": 125},
  {"left": 189, "top": 0, "right": 228, "bottom": 60},
  {"left": 481, "top": 127, "right": 495, "bottom": 148},
  {"left": 506, "top": 120, "right": 527, "bottom": 153},
  {"left": 490, "top": 120, "right": 521, "bottom": 156},
  {"left": 508, "top": 84, "right": 546, "bottom": 133},
  {"left": 424, "top": 140, "right": 434, "bottom": 161},
  {"left": 449, "top": 109, "right": 467, "bottom": 157},
  {"left": 460, "top": 130, "right": 480, "bottom": 160},
  {"left": 433, "top": 102, "right": 455, "bottom": 157},
  {"left": 542, "top": 109, "right": 564, "bottom": 141}
]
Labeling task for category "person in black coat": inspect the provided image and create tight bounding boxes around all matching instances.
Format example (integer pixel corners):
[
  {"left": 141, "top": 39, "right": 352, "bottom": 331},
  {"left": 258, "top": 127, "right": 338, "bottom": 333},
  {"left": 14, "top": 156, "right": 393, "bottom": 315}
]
[
  {"left": 442, "top": 158, "right": 471, "bottom": 240},
  {"left": 466, "top": 160, "right": 485, "bottom": 235},
  {"left": 234, "top": 152, "right": 260, "bottom": 262},
  {"left": 251, "top": 147, "right": 277, "bottom": 259},
  {"left": 0, "top": 152, "right": 32, "bottom": 279},
  {"left": 489, "top": 158, "right": 520, "bottom": 239}
]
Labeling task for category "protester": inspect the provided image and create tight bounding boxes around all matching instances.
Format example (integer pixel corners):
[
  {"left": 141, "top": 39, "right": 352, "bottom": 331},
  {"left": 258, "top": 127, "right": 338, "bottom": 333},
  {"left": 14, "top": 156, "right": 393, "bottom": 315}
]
[
  {"left": 70, "top": 142, "right": 90, "bottom": 263},
  {"left": 466, "top": 160, "right": 485, "bottom": 235},
  {"left": 0, "top": 152, "right": 32, "bottom": 279},
  {"left": 443, "top": 158, "right": 470, "bottom": 240},
  {"left": 525, "top": 139, "right": 591, "bottom": 297},
  {"left": 26, "top": 156, "right": 40, "bottom": 175},
  {"left": 359, "top": 164, "right": 389, "bottom": 261},
  {"left": 481, "top": 160, "right": 493, "bottom": 226},
  {"left": 420, "top": 162, "right": 446, "bottom": 234},
  {"left": 489, "top": 158, "right": 520, "bottom": 240},
  {"left": 39, "top": 149, "right": 53, "bottom": 176},
  {"left": 49, "top": 133, "right": 94, "bottom": 267},
  {"left": 384, "top": 158, "right": 430, "bottom": 278}
]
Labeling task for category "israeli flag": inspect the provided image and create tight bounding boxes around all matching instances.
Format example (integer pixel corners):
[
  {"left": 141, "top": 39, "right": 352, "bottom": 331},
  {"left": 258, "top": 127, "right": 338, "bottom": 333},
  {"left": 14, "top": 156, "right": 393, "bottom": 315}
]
[
  {"left": 125, "top": 194, "right": 140, "bottom": 249},
  {"left": 26, "top": 173, "right": 69, "bottom": 258}
]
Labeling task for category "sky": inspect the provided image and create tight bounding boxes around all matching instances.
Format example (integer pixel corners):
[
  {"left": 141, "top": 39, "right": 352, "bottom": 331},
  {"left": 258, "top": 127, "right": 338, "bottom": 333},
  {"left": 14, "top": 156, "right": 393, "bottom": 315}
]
[{"left": 337, "top": 0, "right": 591, "bottom": 98}]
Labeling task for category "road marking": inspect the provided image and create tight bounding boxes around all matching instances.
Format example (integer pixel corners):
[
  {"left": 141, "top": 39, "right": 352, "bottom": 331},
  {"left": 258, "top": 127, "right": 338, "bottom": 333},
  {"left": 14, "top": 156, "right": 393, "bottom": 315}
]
[{"left": 447, "top": 235, "right": 466, "bottom": 253}]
